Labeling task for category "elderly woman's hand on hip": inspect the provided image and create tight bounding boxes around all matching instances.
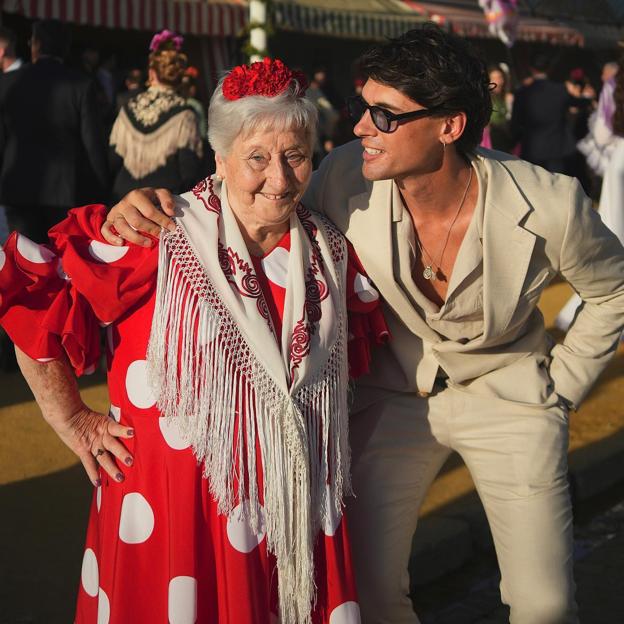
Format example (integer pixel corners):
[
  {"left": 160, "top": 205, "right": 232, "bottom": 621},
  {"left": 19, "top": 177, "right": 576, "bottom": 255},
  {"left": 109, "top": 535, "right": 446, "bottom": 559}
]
[
  {"left": 102, "top": 187, "right": 177, "bottom": 247},
  {"left": 55, "top": 404, "right": 135, "bottom": 486},
  {"left": 15, "top": 347, "right": 135, "bottom": 486}
]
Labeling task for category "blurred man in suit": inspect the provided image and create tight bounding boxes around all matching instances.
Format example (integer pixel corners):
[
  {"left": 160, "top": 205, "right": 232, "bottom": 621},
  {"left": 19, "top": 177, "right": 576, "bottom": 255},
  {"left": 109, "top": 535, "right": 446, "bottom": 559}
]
[
  {"left": 0, "top": 19, "right": 108, "bottom": 243},
  {"left": 511, "top": 53, "right": 590, "bottom": 175}
]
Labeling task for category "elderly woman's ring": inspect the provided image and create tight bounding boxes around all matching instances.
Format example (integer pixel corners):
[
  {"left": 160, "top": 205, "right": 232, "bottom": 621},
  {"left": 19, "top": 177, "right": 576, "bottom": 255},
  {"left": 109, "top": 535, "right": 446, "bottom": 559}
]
[{"left": 94, "top": 448, "right": 105, "bottom": 458}]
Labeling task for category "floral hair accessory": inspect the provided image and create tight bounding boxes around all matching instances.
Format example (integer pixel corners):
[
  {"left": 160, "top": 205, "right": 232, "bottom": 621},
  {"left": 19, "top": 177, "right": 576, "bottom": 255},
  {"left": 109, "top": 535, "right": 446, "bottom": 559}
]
[
  {"left": 149, "top": 29, "right": 184, "bottom": 53},
  {"left": 222, "top": 57, "right": 308, "bottom": 101}
]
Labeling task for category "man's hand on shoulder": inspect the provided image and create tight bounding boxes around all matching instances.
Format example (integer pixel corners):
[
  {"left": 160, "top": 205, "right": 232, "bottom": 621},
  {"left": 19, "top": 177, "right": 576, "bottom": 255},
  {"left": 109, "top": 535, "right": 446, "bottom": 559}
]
[{"left": 101, "top": 187, "right": 176, "bottom": 247}]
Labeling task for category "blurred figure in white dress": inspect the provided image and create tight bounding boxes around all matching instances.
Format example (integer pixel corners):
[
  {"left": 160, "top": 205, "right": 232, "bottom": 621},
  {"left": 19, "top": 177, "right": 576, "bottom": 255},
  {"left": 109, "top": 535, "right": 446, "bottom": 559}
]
[{"left": 556, "top": 60, "right": 624, "bottom": 333}]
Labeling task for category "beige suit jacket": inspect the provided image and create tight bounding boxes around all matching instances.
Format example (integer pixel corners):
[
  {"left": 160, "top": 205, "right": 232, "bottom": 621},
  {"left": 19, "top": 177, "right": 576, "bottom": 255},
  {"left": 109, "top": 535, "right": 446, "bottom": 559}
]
[{"left": 303, "top": 140, "right": 624, "bottom": 410}]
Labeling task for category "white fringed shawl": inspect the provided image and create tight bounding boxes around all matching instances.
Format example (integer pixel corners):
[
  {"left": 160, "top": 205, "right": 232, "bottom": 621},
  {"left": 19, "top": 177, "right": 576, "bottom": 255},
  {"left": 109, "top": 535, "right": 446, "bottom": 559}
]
[{"left": 146, "top": 177, "right": 350, "bottom": 623}]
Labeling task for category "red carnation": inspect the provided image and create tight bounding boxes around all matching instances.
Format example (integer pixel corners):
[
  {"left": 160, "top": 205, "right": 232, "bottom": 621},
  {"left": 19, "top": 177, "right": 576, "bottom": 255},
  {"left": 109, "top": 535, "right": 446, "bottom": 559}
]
[{"left": 222, "top": 58, "right": 307, "bottom": 101}]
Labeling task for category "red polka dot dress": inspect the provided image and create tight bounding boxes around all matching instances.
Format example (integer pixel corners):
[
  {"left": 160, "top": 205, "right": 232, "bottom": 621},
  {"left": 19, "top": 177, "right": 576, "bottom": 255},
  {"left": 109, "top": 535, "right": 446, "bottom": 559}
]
[{"left": 0, "top": 205, "right": 388, "bottom": 624}]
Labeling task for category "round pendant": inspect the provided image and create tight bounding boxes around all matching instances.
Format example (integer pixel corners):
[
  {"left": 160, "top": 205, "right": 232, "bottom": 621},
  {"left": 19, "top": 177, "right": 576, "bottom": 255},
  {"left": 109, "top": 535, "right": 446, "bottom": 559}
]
[{"left": 423, "top": 265, "right": 436, "bottom": 281}]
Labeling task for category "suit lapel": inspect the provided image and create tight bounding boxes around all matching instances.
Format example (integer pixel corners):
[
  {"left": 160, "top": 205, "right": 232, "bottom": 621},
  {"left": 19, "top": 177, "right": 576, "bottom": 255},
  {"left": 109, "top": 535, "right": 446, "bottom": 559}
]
[
  {"left": 346, "top": 180, "right": 442, "bottom": 343},
  {"left": 479, "top": 155, "right": 536, "bottom": 340}
]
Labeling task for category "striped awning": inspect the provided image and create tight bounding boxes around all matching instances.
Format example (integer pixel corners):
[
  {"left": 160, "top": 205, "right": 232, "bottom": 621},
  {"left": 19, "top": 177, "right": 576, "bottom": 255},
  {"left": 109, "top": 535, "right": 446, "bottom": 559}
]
[
  {"left": 2, "top": 0, "right": 247, "bottom": 37},
  {"left": 272, "top": 0, "right": 429, "bottom": 41},
  {"left": 410, "top": 2, "right": 584, "bottom": 46}
]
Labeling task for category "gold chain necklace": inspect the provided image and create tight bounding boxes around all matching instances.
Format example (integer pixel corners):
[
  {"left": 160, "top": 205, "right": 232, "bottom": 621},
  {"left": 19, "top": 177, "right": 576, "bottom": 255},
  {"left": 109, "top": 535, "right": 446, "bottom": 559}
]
[{"left": 415, "top": 167, "right": 472, "bottom": 282}]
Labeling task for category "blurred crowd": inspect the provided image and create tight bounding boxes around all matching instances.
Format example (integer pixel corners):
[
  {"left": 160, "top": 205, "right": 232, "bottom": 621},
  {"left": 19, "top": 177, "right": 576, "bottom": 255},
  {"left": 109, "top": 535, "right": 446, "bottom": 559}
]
[
  {"left": 479, "top": 52, "right": 621, "bottom": 199},
  {"left": 0, "top": 20, "right": 623, "bottom": 249},
  {"left": 0, "top": 21, "right": 363, "bottom": 248},
  {"left": 0, "top": 20, "right": 214, "bottom": 247}
]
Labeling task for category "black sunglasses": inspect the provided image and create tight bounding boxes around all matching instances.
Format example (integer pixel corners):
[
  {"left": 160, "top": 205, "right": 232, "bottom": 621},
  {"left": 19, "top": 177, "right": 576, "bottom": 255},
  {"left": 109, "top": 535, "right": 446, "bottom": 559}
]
[{"left": 347, "top": 95, "right": 442, "bottom": 133}]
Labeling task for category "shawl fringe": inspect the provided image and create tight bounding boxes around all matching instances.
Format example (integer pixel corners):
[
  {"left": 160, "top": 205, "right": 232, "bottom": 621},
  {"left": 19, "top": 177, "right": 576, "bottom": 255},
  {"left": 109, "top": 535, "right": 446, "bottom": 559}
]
[
  {"left": 146, "top": 224, "right": 350, "bottom": 624},
  {"left": 110, "top": 108, "right": 203, "bottom": 180}
]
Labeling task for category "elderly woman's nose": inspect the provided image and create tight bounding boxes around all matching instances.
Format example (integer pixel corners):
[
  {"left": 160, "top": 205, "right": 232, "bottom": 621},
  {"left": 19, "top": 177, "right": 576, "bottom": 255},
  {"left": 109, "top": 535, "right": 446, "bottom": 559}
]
[{"left": 266, "top": 157, "right": 291, "bottom": 187}]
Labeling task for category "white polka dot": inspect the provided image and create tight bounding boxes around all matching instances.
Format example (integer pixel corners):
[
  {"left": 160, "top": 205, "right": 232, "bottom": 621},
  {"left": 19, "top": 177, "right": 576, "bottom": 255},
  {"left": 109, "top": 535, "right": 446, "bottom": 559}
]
[
  {"left": 125, "top": 360, "right": 157, "bottom": 409},
  {"left": 88, "top": 240, "right": 129, "bottom": 263},
  {"left": 36, "top": 357, "right": 55, "bottom": 363},
  {"left": 354, "top": 273, "right": 379, "bottom": 303},
  {"left": 0, "top": 249, "right": 5, "bottom": 271},
  {"left": 323, "top": 484, "right": 342, "bottom": 536},
  {"left": 56, "top": 259, "right": 70, "bottom": 280},
  {"left": 99, "top": 321, "right": 112, "bottom": 327},
  {"left": 119, "top": 492, "right": 155, "bottom": 544},
  {"left": 80, "top": 548, "right": 99, "bottom": 597},
  {"left": 226, "top": 502, "right": 266, "bottom": 553},
  {"left": 168, "top": 576, "right": 197, "bottom": 624},
  {"left": 260, "top": 246, "right": 289, "bottom": 288},
  {"left": 16, "top": 235, "right": 55, "bottom": 263},
  {"left": 96, "top": 486, "right": 102, "bottom": 512},
  {"left": 329, "top": 601, "right": 361, "bottom": 624},
  {"left": 159, "top": 417, "right": 191, "bottom": 450},
  {"left": 97, "top": 588, "right": 110, "bottom": 624},
  {"left": 109, "top": 404, "right": 121, "bottom": 422}
]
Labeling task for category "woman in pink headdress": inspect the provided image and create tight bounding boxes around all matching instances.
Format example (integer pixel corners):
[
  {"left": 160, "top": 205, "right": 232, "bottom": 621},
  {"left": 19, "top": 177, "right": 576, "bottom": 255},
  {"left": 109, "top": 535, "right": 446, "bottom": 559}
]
[
  {"left": 108, "top": 30, "right": 204, "bottom": 202},
  {"left": 0, "top": 57, "right": 388, "bottom": 623}
]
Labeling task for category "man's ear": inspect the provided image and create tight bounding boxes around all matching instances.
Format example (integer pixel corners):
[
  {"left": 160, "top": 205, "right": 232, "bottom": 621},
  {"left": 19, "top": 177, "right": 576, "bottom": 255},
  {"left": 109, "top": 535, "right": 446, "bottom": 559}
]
[{"left": 438, "top": 111, "right": 468, "bottom": 146}]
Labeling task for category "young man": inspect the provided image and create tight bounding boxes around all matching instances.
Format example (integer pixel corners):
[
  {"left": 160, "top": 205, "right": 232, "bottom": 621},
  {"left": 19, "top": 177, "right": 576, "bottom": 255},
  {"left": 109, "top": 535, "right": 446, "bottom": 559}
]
[{"left": 103, "top": 25, "right": 624, "bottom": 623}]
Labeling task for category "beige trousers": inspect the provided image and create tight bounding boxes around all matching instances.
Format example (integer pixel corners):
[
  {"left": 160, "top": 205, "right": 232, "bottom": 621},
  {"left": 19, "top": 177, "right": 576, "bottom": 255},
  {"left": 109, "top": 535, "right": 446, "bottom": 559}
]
[{"left": 347, "top": 384, "right": 578, "bottom": 624}]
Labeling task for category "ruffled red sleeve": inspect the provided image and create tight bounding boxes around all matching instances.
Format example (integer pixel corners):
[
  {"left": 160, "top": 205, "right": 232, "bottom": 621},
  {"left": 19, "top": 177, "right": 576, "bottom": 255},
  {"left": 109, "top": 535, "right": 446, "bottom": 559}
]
[
  {"left": 0, "top": 204, "right": 158, "bottom": 375},
  {"left": 346, "top": 240, "right": 390, "bottom": 378}
]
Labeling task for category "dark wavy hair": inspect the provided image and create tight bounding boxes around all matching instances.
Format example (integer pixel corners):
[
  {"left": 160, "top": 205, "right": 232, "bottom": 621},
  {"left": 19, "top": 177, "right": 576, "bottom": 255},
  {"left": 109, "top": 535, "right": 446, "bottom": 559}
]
[
  {"left": 358, "top": 23, "right": 492, "bottom": 154},
  {"left": 612, "top": 60, "right": 624, "bottom": 137}
]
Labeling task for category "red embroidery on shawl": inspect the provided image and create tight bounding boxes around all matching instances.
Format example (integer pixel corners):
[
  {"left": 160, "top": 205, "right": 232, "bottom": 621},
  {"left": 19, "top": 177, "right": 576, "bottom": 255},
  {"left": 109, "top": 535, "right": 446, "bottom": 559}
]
[
  {"left": 193, "top": 177, "right": 222, "bottom": 215},
  {"left": 192, "top": 180, "right": 270, "bottom": 324},
  {"left": 223, "top": 247, "right": 271, "bottom": 324},
  {"left": 288, "top": 207, "right": 330, "bottom": 383}
]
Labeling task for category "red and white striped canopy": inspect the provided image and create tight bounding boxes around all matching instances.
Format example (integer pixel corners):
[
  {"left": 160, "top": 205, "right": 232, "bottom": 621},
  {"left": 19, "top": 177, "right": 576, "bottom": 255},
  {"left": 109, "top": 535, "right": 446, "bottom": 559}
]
[{"left": 3, "top": 0, "right": 248, "bottom": 37}]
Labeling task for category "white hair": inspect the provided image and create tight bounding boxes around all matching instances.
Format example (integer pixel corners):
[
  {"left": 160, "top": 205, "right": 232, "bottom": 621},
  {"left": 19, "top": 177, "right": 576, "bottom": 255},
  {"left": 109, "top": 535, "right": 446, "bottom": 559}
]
[{"left": 207, "top": 75, "right": 318, "bottom": 156}]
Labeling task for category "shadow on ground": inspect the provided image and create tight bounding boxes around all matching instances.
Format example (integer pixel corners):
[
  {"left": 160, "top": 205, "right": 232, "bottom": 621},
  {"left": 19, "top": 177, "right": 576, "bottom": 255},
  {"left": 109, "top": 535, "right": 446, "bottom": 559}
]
[
  {"left": 410, "top": 428, "right": 624, "bottom": 622},
  {"left": 0, "top": 465, "right": 91, "bottom": 624}
]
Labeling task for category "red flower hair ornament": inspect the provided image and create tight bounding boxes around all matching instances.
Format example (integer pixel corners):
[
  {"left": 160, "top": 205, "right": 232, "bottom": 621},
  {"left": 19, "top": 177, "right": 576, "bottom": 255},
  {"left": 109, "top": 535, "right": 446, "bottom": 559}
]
[{"left": 222, "top": 58, "right": 308, "bottom": 101}]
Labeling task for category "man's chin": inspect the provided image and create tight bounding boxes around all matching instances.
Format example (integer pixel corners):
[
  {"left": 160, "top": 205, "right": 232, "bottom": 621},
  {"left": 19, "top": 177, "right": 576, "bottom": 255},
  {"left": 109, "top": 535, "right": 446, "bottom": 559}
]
[{"left": 361, "top": 161, "right": 392, "bottom": 182}]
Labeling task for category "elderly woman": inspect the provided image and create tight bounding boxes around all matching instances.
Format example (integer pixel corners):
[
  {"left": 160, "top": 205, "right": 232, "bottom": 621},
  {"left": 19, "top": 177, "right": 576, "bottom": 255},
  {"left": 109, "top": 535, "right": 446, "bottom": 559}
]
[{"left": 0, "top": 59, "right": 387, "bottom": 623}]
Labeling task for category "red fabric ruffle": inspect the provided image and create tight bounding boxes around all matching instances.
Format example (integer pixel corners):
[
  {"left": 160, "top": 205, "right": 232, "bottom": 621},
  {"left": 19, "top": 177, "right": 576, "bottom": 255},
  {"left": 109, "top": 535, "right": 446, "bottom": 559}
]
[
  {"left": 0, "top": 204, "right": 157, "bottom": 375},
  {"left": 345, "top": 241, "right": 390, "bottom": 378}
]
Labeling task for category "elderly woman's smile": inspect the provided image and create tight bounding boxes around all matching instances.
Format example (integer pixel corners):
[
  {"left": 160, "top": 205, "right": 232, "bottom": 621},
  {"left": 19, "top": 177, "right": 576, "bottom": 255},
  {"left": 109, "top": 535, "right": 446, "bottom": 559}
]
[{"left": 216, "top": 127, "right": 313, "bottom": 254}]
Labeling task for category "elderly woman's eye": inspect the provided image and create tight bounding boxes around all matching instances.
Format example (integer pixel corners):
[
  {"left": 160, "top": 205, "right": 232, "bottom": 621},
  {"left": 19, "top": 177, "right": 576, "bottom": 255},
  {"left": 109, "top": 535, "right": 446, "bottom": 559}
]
[
  {"left": 250, "top": 154, "right": 266, "bottom": 163},
  {"left": 286, "top": 153, "right": 305, "bottom": 165}
]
